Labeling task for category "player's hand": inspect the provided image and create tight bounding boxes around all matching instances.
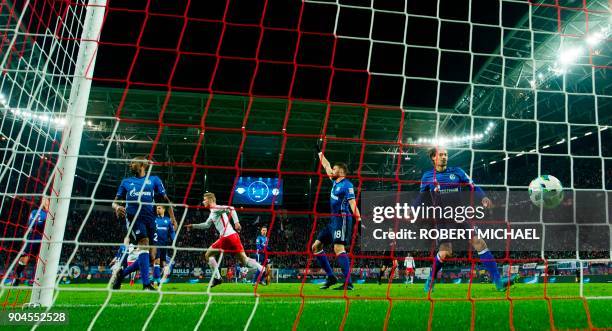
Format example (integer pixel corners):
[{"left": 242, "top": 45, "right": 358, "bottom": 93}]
[
  {"left": 115, "top": 206, "right": 126, "bottom": 219},
  {"left": 234, "top": 222, "right": 242, "bottom": 232},
  {"left": 481, "top": 197, "right": 493, "bottom": 209},
  {"left": 315, "top": 139, "right": 323, "bottom": 154},
  {"left": 185, "top": 224, "right": 193, "bottom": 231}
]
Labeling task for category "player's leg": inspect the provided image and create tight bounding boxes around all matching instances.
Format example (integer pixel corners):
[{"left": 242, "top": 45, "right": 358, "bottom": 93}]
[
  {"left": 424, "top": 242, "right": 452, "bottom": 293},
  {"left": 205, "top": 247, "right": 221, "bottom": 279},
  {"left": 332, "top": 243, "right": 352, "bottom": 290},
  {"left": 237, "top": 252, "right": 265, "bottom": 284},
  {"left": 332, "top": 217, "right": 353, "bottom": 290},
  {"left": 12, "top": 255, "right": 30, "bottom": 286},
  {"left": 114, "top": 216, "right": 154, "bottom": 290},
  {"left": 153, "top": 255, "right": 162, "bottom": 286},
  {"left": 251, "top": 253, "right": 268, "bottom": 285},
  {"left": 471, "top": 238, "right": 515, "bottom": 291},
  {"left": 312, "top": 226, "right": 337, "bottom": 289}
]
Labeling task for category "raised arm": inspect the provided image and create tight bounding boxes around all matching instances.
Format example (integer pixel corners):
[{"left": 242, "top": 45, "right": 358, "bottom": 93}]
[{"left": 318, "top": 152, "right": 334, "bottom": 180}]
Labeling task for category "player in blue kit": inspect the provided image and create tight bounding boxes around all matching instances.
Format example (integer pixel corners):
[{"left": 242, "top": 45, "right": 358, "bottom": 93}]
[
  {"left": 419, "top": 147, "right": 516, "bottom": 292},
  {"left": 153, "top": 205, "right": 176, "bottom": 286},
  {"left": 313, "top": 150, "right": 361, "bottom": 291},
  {"left": 253, "top": 226, "right": 271, "bottom": 285},
  {"left": 112, "top": 156, "right": 176, "bottom": 290},
  {"left": 11, "top": 197, "right": 49, "bottom": 286}
]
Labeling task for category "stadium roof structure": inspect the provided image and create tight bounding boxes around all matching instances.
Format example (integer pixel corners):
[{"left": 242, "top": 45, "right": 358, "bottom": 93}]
[{"left": 2, "top": 0, "right": 608, "bottom": 209}]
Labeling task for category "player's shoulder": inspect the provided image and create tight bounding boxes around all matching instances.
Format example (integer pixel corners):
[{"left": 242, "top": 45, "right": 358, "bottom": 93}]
[
  {"left": 421, "top": 168, "right": 434, "bottom": 178},
  {"left": 448, "top": 166, "right": 466, "bottom": 174}
]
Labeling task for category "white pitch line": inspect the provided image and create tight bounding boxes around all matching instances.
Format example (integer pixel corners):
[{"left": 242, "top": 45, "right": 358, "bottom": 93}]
[{"left": 53, "top": 299, "right": 347, "bottom": 308}]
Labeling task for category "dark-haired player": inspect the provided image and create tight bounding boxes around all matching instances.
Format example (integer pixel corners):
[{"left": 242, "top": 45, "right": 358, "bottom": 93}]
[
  {"left": 313, "top": 150, "right": 361, "bottom": 290},
  {"left": 11, "top": 197, "right": 49, "bottom": 286},
  {"left": 112, "top": 156, "right": 176, "bottom": 290},
  {"left": 420, "top": 147, "right": 516, "bottom": 292}
]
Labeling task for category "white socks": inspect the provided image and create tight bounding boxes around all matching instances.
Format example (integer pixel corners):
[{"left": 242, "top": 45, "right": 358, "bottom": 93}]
[
  {"left": 246, "top": 258, "right": 264, "bottom": 272},
  {"left": 208, "top": 257, "right": 221, "bottom": 279}
]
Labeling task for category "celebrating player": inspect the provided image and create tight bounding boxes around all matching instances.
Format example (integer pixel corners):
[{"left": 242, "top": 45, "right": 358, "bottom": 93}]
[
  {"left": 404, "top": 253, "right": 415, "bottom": 284},
  {"left": 11, "top": 197, "right": 49, "bottom": 286},
  {"left": 313, "top": 150, "right": 361, "bottom": 290},
  {"left": 153, "top": 205, "right": 175, "bottom": 286},
  {"left": 112, "top": 156, "right": 176, "bottom": 290},
  {"left": 185, "top": 192, "right": 266, "bottom": 288},
  {"left": 253, "top": 226, "right": 272, "bottom": 285},
  {"left": 419, "top": 147, "right": 515, "bottom": 292}
]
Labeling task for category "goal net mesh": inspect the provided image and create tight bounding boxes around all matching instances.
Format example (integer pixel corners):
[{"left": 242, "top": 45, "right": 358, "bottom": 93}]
[{"left": 0, "top": 0, "right": 610, "bottom": 330}]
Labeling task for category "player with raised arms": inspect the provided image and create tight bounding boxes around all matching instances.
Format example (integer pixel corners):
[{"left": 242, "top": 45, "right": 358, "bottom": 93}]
[
  {"left": 11, "top": 197, "right": 49, "bottom": 286},
  {"left": 185, "top": 192, "right": 266, "bottom": 288},
  {"left": 419, "top": 147, "right": 516, "bottom": 292},
  {"left": 313, "top": 149, "right": 361, "bottom": 290},
  {"left": 153, "top": 205, "right": 175, "bottom": 286},
  {"left": 112, "top": 156, "right": 176, "bottom": 290}
]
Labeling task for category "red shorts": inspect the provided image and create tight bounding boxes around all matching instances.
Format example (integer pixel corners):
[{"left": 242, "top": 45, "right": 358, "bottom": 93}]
[
  {"left": 406, "top": 268, "right": 415, "bottom": 274},
  {"left": 211, "top": 233, "right": 244, "bottom": 253}
]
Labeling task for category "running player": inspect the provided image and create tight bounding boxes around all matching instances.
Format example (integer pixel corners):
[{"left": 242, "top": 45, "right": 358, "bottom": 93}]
[
  {"left": 419, "top": 147, "right": 516, "bottom": 292},
  {"left": 185, "top": 192, "right": 266, "bottom": 288},
  {"left": 112, "top": 156, "right": 176, "bottom": 290},
  {"left": 11, "top": 197, "right": 49, "bottom": 286},
  {"left": 313, "top": 150, "right": 361, "bottom": 290}
]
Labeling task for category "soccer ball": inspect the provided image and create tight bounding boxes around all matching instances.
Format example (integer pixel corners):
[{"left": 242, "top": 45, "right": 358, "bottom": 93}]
[{"left": 528, "top": 175, "right": 564, "bottom": 208}]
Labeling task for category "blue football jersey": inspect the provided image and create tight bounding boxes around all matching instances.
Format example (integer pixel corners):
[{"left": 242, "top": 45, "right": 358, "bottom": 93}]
[
  {"left": 256, "top": 235, "right": 268, "bottom": 253},
  {"left": 155, "top": 216, "right": 175, "bottom": 245},
  {"left": 330, "top": 178, "right": 355, "bottom": 218},
  {"left": 28, "top": 209, "right": 47, "bottom": 237},
  {"left": 116, "top": 176, "right": 166, "bottom": 217},
  {"left": 419, "top": 167, "right": 485, "bottom": 201}
]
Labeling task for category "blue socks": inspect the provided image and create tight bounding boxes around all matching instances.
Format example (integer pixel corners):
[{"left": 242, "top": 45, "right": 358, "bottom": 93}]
[
  {"left": 153, "top": 264, "right": 161, "bottom": 281},
  {"left": 336, "top": 252, "right": 351, "bottom": 284},
  {"left": 138, "top": 252, "right": 151, "bottom": 285},
  {"left": 478, "top": 250, "right": 500, "bottom": 283},
  {"left": 315, "top": 251, "right": 334, "bottom": 278}
]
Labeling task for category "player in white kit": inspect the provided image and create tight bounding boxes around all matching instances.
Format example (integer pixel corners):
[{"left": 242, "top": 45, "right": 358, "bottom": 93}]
[
  {"left": 404, "top": 253, "right": 415, "bottom": 284},
  {"left": 186, "top": 192, "right": 266, "bottom": 288}
]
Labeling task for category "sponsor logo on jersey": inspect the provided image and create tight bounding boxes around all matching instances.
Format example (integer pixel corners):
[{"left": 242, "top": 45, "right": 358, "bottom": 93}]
[
  {"left": 449, "top": 174, "right": 456, "bottom": 180},
  {"left": 129, "top": 188, "right": 153, "bottom": 198}
]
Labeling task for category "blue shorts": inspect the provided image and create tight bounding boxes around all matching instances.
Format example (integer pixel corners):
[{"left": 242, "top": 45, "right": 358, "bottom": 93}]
[
  {"left": 156, "top": 247, "right": 170, "bottom": 261},
  {"left": 317, "top": 216, "right": 353, "bottom": 246},
  {"left": 126, "top": 213, "right": 156, "bottom": 242}
]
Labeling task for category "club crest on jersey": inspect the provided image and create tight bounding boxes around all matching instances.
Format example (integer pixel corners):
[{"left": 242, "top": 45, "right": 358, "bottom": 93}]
[{"left": 449, "top": 174, "right": 456, "bottom": 180}]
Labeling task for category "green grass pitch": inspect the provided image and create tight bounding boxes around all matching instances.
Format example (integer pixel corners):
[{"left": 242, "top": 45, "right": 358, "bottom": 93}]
[{"left": 2, "top": 282, "right": 610, "bottom": 330}]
